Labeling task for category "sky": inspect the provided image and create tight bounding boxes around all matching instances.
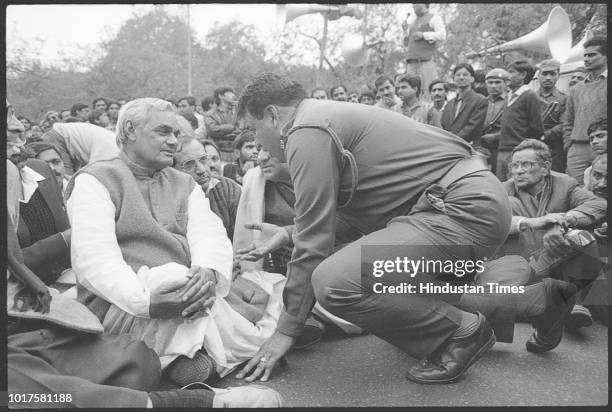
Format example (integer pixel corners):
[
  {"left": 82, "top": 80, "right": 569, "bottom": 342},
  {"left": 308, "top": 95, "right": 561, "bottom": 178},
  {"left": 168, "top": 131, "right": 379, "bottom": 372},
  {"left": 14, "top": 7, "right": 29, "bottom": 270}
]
[
  {"left": 6, "top": 3, "right": 415, "bottom": 67},
  {"left": 6, "top": 4, "right": 280, "bottom": 65}
]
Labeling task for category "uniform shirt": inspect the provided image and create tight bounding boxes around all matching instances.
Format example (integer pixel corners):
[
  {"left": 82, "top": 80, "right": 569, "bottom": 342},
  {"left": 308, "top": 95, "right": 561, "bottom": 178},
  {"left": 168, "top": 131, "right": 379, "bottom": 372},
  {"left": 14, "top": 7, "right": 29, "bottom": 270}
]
[
  {"left": 538, "top": 87, "right": 566, "bottom": 143},
  {"left": 277, "top": 99, "right": 474, "bottom": 335}
]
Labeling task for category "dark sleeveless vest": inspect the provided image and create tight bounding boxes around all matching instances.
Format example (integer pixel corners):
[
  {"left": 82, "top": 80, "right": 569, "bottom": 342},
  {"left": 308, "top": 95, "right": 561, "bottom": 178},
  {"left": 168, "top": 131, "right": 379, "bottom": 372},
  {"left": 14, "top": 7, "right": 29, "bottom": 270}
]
[{"left": 406, "top": 12, "right": 436, "bottom": 62}]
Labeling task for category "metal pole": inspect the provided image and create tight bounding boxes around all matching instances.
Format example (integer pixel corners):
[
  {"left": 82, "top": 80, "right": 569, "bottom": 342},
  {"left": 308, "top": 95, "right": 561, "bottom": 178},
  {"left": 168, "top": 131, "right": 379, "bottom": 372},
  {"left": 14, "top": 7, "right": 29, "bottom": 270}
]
[
  {"left": 317, "top": 13, "right": 328, "bottom": 87},
  {"left": 187, "top": 4, "right": 192, "bottom": 95}
]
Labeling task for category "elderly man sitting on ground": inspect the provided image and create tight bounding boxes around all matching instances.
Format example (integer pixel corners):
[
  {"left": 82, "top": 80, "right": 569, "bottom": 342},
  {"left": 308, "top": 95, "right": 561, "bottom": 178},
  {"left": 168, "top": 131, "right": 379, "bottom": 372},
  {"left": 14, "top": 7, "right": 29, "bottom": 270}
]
[
  {"left": 66, "top": 98, "right": 284, "bottom": 392},
  {"left": 502, "top": 139, "right": 607, "bottom": 330}
]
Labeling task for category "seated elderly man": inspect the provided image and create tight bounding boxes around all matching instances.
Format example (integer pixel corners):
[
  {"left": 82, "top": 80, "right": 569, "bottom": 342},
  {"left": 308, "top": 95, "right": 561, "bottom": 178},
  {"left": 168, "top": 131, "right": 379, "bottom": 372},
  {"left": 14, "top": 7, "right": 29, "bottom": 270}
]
[
  {"left": 173, "top": 134, "right": 241, "bottom": 240},
  {"left": 502, "top": 139, "right": 607, "bottom": 329},
  {"left": 66, "top": 98, "right": 284, "bottom": 390}
]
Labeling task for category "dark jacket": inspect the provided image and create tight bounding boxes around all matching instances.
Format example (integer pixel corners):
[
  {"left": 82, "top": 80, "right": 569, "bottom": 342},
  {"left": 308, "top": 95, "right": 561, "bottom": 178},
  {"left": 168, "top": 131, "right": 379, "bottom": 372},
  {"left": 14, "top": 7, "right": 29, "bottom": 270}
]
[
  {"left": 18, "top": 159, "right": 70, "bottom": 283},
  {"left": 441, "top": 88, "right": 488, "bottom": 144}
]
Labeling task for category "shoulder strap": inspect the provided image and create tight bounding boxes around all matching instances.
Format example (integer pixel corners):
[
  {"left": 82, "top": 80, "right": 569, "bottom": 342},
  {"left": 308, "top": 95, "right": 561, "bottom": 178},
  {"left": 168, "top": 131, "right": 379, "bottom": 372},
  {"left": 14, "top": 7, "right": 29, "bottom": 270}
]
[{"left": 285, "top": 120, "right": 358, "bottom": 209}]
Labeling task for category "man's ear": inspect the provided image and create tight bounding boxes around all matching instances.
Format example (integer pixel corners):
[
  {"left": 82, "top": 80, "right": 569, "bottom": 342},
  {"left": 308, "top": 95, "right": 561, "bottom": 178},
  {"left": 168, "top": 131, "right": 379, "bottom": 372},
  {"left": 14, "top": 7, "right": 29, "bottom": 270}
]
[
  {"left": 265, "top": 105, "right": 278, "bottom": 127},
  {"left": 234, "top": 149, "right": 241, "bottom": 159},
  {"left": 125, "top": 120, "right": 137, "bottom": 141}
]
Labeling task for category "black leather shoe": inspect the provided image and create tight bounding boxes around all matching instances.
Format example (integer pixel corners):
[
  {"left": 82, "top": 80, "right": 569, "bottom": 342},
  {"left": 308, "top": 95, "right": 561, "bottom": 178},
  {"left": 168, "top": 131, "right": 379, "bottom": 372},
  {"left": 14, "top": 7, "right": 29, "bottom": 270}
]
[
  {"left": 405, "top": 312, "right": 495, "bottom": 384},
  {"left": 526, "top": 278, "right": 577, "bottom": 353}
]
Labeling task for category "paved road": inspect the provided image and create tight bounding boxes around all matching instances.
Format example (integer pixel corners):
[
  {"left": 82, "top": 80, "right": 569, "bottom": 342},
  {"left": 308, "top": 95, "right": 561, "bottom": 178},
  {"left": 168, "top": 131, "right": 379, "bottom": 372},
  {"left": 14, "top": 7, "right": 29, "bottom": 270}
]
[{"left": 219, "top": 321, "right": 608, "bottom": 407}]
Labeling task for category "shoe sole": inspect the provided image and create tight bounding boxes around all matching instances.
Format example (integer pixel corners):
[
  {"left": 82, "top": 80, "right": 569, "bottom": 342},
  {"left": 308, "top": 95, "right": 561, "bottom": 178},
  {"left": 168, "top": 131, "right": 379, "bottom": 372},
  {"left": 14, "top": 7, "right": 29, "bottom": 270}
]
[
  {"left": 566, "top": 312, "right": 593, "bottom": 329},
  {"left": 526, "top": 283, "right": 577, "bottom": 353},
  {"left": 406, "top": 329, "right": 496, "bottom": 385}
]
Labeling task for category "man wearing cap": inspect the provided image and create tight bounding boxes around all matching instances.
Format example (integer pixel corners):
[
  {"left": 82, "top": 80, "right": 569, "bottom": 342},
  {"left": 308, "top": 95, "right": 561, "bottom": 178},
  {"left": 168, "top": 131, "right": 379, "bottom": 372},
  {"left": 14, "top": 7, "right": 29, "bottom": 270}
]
[
  {"left": 537, "top": 59, "right": 567, "bottom": 173},
  {"left": 480, "top": 68, "right": 509, "bottom": 174}
]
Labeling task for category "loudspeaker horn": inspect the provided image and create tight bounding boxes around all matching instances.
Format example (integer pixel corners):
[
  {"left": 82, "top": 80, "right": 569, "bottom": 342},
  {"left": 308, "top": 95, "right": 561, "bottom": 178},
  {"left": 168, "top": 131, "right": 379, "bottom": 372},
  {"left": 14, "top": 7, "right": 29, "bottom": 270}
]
[
  {"left": 276, "top": 4, "right": 340, "bottom": 30},
  {"left": 563, "top": 30, "right": 594, "bottom": 64},
  {"left": 469, "top": 6, "right": 572, "bottom": 62}
]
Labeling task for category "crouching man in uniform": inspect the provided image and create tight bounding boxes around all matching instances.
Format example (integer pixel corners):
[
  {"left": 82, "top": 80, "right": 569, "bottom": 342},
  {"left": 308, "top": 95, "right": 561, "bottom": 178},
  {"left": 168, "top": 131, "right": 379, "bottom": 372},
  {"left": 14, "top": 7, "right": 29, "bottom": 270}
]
[{"left": 234, "top": 73, "right": 578, "bottom": 385}]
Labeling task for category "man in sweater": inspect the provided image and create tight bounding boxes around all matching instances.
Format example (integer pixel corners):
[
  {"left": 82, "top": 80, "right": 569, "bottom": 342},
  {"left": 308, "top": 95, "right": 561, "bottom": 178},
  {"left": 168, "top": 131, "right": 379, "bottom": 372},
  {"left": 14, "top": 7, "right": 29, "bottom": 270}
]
[
  {"left": 203, "top": 86, "right": 242, "bottom": 162},
  {"left": 537, "top": 59, "right": 567, "bottom": 173},
  {"left": 441, "top": 63, "right": 488, "bottom": 145},
  {"left": 496, "top": 60, "right": 544, "bottom": 181},
  {"left": 401, "top": 3, "right": 446, "bottom": 101},
  {"left": 234, "top": 73, "right": 578, "bottom": 385},
  {"left": 563, "top": 36, "right": 607, "bottom": 184}
]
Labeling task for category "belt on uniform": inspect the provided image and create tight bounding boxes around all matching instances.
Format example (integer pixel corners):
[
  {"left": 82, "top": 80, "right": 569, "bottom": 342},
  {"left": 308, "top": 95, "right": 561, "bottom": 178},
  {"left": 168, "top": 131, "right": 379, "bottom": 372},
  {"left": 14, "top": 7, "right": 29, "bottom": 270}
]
[{"left": 438, "top": 155, "right": 489, "bottom": 188}]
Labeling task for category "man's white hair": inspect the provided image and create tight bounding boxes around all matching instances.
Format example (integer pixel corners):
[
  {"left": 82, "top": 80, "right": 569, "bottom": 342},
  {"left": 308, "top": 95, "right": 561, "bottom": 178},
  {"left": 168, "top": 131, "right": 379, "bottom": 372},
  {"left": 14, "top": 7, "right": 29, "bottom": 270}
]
[{"left": 116, "top": 98, "right": 175, "bottom": 147}]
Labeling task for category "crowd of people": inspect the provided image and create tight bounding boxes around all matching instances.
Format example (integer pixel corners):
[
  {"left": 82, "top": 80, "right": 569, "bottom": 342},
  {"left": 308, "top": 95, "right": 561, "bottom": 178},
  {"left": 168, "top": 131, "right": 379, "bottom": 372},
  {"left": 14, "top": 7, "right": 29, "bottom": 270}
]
[{"left": 5, "top": 9, "right": 608, "bottom": 408}]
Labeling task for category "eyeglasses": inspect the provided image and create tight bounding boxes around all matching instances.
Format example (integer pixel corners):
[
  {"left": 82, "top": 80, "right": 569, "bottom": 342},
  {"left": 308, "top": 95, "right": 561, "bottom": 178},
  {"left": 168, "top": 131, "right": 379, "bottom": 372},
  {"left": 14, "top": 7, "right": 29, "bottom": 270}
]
[
  {"left": 508, "top": 160, "right": 540, "bottom": 171},
  {"left": 178, "top": 155, "right": 208, "bottom": 171}
]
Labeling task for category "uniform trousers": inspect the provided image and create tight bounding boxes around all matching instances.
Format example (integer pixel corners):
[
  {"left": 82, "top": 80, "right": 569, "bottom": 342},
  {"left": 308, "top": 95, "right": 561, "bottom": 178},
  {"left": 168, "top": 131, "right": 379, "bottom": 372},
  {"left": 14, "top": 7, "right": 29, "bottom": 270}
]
[{"left": 313, "top": 171, "right": 515, "bottom": 359}]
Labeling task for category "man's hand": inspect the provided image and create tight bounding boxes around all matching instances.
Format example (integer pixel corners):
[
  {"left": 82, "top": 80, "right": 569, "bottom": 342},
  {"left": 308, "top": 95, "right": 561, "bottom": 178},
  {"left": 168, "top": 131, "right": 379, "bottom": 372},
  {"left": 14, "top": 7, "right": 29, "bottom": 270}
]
[
  {"left": 180, "top": 266, "right": 217, "bottom": 320},
  {"left": 149, "top": 278, "right": 191, "bottom": 319},
  {"left": 480, "top": 133, "right": 499, "bottom": 148},
  {"left": 241, "top": 160, "right": 257, "bottom": 175},
  {"left": 542, "top": 225, "right": 574, "bottom": 256},
  {"left": 521, "top": 215, "right": 562, "bottom": 231},
  {"left": 413, "top": 31, "right": 424, "bottom": 40},
  {"left": 235, "top": 331, "right": 295, "bottom": 382},
  {"left": 382, "top": 96, "right": 396, "bottom": 108},
  {"left": 236, "top": 223, "right": 292, "bottom": 261}
]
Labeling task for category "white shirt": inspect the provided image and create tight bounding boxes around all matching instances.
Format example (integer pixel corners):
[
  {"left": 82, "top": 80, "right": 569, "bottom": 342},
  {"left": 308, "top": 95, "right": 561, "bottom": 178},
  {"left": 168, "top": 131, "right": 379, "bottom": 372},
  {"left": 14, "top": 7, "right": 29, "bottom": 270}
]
[
  {"left": 422, "top": 14, "right": 446, "bottom": 43},
  {"left": 19, "top": 166, "right": 46, "bottom": 203},
  {"left": 67, "top": 173, "right": 233, "bottom": 318}
]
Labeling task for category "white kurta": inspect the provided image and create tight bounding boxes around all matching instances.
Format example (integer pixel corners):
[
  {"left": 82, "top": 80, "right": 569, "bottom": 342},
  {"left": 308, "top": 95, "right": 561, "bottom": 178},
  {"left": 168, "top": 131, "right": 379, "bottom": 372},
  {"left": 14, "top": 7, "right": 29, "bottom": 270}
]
[{"left": 68, "top": 173, "right": 283, "bottom": 374}]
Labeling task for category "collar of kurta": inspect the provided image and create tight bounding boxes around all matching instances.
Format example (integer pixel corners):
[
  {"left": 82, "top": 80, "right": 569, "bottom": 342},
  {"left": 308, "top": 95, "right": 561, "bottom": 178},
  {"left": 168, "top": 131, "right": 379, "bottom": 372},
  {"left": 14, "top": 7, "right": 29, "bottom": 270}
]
[{"left": 119, "top": 151, "right": 163, "bottom": 179}]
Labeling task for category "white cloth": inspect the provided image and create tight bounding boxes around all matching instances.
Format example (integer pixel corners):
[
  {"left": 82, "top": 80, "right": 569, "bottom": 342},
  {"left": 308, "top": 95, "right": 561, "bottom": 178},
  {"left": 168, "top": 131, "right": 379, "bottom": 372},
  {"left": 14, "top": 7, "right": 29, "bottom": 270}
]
[
  {"left": 19, "top": 166, "right": 45, "bottom": 203},
  {"left": 7, "top": 160, "right": 21, "bottom": 226},
  {"left": 233, "top": 167, "right": 362, "bottom": 334},
  {"left": 68, "top": 171, "right": 282, "bottom": 373},
  {"left": 233, "top": 166, "right": 267, "bottom": 272},
  {"left": 52, "top": 123, "right": 119, "bottom": 172}
]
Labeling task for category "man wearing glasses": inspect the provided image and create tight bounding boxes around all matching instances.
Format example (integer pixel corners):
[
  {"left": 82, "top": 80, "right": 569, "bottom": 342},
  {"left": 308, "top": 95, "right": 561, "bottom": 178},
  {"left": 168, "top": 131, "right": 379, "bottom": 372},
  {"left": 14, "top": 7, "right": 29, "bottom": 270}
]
[
  {"left": 173, "top": 135, "right": 242, "bottom": 240},
  {"left": 502, "top": 139, "right": 606, "bottom": 329}
]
